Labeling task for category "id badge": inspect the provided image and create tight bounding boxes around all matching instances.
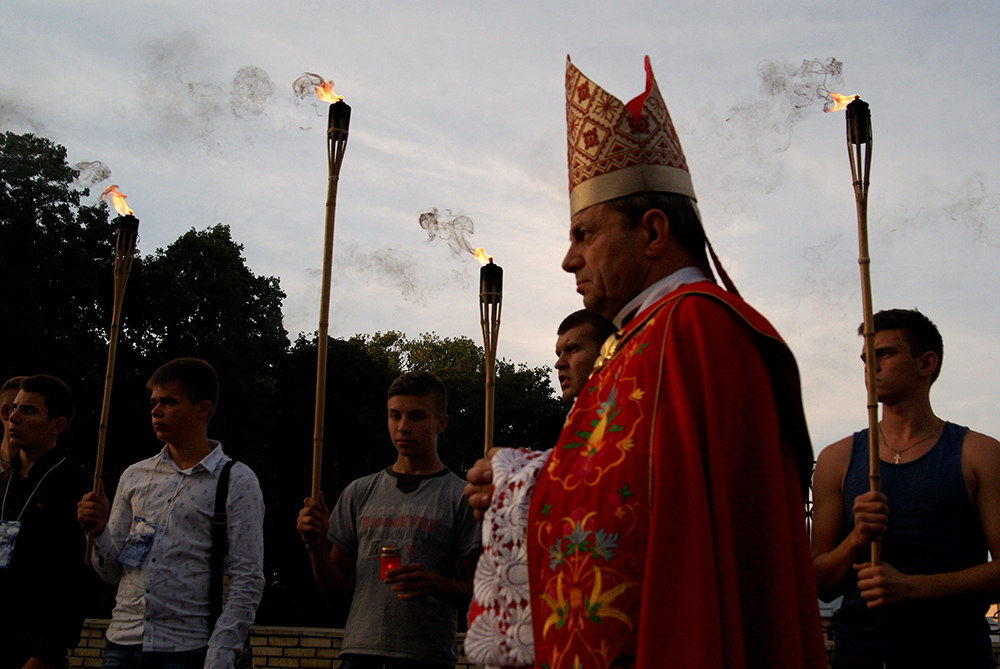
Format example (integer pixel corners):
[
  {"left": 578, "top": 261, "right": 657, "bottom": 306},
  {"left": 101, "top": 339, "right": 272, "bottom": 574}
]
[
  {"left": 115, "top": 516, "right": 156, "bottom": 568},
  {"left": 0, "top": 520, "right": 20, "bottom": 569}
]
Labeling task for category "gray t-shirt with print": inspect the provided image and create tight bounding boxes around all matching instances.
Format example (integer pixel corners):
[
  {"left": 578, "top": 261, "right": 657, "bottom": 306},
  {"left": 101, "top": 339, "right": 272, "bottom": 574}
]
[{"left": 328, "top": 467, "right": 481, "bottom": 665}]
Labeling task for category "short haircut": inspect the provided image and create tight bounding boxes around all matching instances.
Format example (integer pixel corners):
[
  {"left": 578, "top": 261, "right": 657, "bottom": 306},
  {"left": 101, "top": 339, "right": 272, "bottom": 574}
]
[
  {"left": 859, "top": 309, "right": 944, "bottom": 385},
  {"left": 1, "top": 376, "right": 27, "bottom": 402},
  {"left": 604, "top": 191, "right": 712, "bottom": 278},
  {"left": 557, "top": 309, "right": 618, "bottom": 346},
  {"left": 19, "top": 375, "right": 75, "bottom": 427},
  {"left": 387, "top": 371, "right": 447, "bottom": 414},
  {"left": 147, "top": 358, "right": 220, "bottom": 420}
]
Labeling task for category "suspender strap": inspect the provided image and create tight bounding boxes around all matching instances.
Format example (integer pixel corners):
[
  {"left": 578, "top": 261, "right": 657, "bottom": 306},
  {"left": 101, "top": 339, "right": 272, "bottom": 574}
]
[{"left": 209, "top": 459, "right": 236, "bottom": 630}]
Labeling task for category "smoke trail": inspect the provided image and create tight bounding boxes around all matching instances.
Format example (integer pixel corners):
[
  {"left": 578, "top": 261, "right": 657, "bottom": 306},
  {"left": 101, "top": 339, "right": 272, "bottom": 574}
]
[
  {"left": 332, "top": 241, "right": 472, "bottom": 303},
  {"left": 418, "top": 208, "right": 476, "bottom": 258},
  {"left": 687, "top": 56, "right": 847, "bottom": 219},
  {"left": 136, "top": 33, "right": 279, "bottom": 148},
  {"left": 71, "top": 161, "right": 111, "bottom": 188},
  {"left": 230, "top": 66, "right": 275, "bottom": 119},
  {"left": 292, "top": 73, "right": 325, "bottom": 99},
  {"left": 0, "top": 96, "right": 44, "bottom": 134}
]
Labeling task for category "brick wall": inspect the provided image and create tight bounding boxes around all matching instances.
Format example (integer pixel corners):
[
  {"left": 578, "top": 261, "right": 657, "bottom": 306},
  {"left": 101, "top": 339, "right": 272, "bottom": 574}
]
[{"left": 70, "top": 620, "right": 483, "bottom": 669}]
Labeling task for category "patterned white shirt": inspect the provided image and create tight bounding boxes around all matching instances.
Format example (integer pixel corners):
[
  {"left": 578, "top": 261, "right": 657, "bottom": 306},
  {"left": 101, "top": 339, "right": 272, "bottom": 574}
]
[{"left": 92, "top": 442, "right": 264, "bottom": 669}]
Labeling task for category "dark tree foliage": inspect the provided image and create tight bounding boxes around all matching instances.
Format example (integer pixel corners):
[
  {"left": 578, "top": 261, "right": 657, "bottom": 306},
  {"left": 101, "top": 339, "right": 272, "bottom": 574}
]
[
  {"left": 0, "top": 133, "right": 118, "bottom": 454},
  {"left": 0, "top": 132, "right": 567, "bottom": 629}
]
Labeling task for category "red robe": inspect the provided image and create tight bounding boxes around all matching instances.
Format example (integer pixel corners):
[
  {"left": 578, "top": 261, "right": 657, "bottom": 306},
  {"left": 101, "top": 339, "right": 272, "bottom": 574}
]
[{"left": 526, "top": 283, "right": 826, "bottom": 669}]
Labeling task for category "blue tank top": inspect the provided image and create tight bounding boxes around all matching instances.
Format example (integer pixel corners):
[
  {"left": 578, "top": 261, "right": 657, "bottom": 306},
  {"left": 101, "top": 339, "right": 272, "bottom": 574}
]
[{"left": 830, "top": 422, "right": 995, "bottom": 666}]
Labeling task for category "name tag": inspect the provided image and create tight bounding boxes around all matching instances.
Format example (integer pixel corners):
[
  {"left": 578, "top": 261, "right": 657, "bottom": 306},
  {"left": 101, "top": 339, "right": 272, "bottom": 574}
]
[
  {"left": 115, "top": 516, "right": 156, "bottom": 569},
  {"left": 0, "top": 520, "right": 20, "bottom": 569}
]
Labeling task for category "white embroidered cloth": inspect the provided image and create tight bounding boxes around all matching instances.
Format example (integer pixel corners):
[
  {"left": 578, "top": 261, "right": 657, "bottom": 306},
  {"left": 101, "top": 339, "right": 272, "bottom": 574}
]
[{"left": 464, "top": 448, "right": 550, "bottom": 669}]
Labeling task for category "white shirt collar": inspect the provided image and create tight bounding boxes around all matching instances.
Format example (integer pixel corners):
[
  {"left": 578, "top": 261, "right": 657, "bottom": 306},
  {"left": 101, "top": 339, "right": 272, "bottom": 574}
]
[{"left": 613, "top": 266, "right": 711, "bottom": 328}]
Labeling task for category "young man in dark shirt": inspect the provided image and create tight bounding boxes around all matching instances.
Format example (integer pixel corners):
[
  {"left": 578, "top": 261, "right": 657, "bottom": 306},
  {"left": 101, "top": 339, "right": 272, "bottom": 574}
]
[{"left": 0, "top": 375, "right": 92, "bottom": 669}]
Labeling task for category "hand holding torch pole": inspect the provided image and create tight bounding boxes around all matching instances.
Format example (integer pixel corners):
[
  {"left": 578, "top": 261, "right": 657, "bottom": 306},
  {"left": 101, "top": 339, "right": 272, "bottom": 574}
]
[
  {"left": 846, "top": 98, "right": 880, "bottom": 565},
  {"left": 479, "top": 258, "right": 503, "bottom": 457},
  {"left": 311, "top": 99, "right": 351, "bottom": 500},
  {"left": 86, "top": 187, "right": 139, "bottom": 563}
]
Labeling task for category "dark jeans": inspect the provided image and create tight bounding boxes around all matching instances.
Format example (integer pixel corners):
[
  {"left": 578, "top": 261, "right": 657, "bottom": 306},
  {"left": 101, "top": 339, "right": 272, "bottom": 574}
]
[
  {"left": 102, "top": 641, "right": 208, "bottom": 669},
  {"left": 339, "top": 654, "right": 453, "bottom": 669}
]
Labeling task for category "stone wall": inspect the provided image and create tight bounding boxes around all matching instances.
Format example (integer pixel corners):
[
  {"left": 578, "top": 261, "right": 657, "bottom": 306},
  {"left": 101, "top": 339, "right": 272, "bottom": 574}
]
[{"left": 70, "top": 620, "right": 482, "bottom": 669}]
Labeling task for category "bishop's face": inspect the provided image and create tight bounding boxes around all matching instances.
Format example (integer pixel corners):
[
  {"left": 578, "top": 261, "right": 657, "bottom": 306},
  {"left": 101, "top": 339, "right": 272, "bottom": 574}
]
[{"left": 561, "top": 204, "right": 649, "bottom": 321}]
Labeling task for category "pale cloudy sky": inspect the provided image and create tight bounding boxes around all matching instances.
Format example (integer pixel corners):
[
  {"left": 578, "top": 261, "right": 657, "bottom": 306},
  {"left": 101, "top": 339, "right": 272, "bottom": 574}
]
[{"left": 3, "top": 0, "right": 998, "bottom": 453}]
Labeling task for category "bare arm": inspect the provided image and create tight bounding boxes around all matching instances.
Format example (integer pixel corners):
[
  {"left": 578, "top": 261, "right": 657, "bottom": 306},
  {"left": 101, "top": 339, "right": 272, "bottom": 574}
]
[
  {"left": 811, "top": 437, "right": 888, "bottom": 601},
  {"left": 856, "top": 430, "right": 1000, "bottom": 608},
  {"left": 296, "top": 494, "right": 356, "bottom": 602}
]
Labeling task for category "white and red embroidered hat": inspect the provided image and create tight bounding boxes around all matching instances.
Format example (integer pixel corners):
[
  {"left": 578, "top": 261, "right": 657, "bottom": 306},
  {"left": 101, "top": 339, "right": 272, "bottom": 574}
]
[
  {"left": 566, "top": 55, "right": 696, "bottom": 217},
  {"left": 565, "top": 56, "right": 740, "bottom": 295}
]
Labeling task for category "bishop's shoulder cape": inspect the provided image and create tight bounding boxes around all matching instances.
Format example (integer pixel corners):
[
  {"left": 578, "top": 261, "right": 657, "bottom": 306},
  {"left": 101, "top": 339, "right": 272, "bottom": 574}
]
[{"left": 525, "top": 282, "right": 826, "bottom": 669}]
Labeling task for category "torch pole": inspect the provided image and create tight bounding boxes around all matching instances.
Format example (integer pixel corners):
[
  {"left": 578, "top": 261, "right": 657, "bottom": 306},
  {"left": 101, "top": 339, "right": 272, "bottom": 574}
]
[
  {"left": 479, "top": 261, "right": 503, "bottom": 457},
  {"left": 312, "top": 101, "right": 351, "bottom": 500},
  {"left": 86, "top": 214, "right": 139, "bottom": 563},
  {"left": 847, "top": 98, "right": 880, "bottom": 566}
]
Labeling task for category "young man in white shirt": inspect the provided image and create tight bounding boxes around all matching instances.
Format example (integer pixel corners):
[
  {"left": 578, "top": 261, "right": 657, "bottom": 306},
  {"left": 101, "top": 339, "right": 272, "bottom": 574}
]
[{"left": 78, "top": 358, "right": 264, "bottom": 669}]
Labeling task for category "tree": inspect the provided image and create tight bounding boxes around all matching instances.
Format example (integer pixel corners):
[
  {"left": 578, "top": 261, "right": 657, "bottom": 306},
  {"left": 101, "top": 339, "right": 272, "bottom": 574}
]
[{"left": 0, "top": 132, "right": 119, "bottom": 454}]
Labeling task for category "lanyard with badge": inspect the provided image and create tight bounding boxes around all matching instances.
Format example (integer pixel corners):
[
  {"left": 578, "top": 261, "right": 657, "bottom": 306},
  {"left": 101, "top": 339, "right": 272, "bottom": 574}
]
[
  {"left": 115, "top": 457, "right": 195, "bottom": 569},
  {"left": 0, "top": 457, "right": 65, "bottom": 569}
]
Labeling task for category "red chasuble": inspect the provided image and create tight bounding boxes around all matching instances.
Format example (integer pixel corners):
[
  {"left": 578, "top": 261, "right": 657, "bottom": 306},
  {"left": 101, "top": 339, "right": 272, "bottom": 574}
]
[{"left": 526, "top": 283, "right": 826, "bottom": 669}]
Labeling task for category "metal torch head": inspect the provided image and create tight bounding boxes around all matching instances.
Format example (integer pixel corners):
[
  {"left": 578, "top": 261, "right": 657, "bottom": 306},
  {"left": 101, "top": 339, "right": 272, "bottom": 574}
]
[
  {"left": 118, "top": 214, "right": 140, "bottom": 235},
  {"left": 846, "top": 98, "right": 871, "bottom": 146},
  {"left": 328, "top": 101, "right": 352, "bottom": 134},
  {"left": 479, "top": 261, "right": 503, "bottom": 305}
]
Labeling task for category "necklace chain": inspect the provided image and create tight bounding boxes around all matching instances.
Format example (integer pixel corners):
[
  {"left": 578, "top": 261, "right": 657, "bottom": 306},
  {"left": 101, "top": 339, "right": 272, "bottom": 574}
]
[{"left": 879, "top": 419, "right": 943, "bottom": 464}]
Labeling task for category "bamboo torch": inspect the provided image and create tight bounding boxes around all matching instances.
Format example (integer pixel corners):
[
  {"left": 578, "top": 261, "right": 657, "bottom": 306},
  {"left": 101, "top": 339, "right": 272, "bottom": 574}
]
[
  {"left": 477, "top": 252, "right": 502, "bottom": 457},
  {"left": 845, "top": 96, "right": 880, "bottom": 565},
  {"left": 310, "top": 80, "right": 351, "bottom": 500},
  {"left": 86, "top": 186, "right": 139, "bottom": 562}
]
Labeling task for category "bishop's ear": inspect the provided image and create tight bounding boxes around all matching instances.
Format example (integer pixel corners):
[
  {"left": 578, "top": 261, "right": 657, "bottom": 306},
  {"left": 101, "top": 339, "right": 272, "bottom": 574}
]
[{"left": 640, "top": 208, "right": 670, "bottom": 257}]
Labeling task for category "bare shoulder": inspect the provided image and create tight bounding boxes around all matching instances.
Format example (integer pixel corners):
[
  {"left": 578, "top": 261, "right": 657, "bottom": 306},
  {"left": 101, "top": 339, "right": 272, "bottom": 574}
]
[
  {"left": 815, "top": 435, "right": 855, "bottom": 480},
  {"left": 962, "top": 429, "right": 1000, "bottom": 471}
]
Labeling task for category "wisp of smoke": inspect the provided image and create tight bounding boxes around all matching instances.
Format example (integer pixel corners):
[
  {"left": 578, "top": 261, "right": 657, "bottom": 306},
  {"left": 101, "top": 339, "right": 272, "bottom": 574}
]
[
  {"left": 418, "top": 208, "right": 476, "bottom": 258},
  {"left": 230, "top": 66, "right": 275, "bottom": 119},
  {"left": 293, "top": 73, "right": 325, "bottom": 99},
  {"left": 71, "top": 161, "right": 112, "bottom": 188}
]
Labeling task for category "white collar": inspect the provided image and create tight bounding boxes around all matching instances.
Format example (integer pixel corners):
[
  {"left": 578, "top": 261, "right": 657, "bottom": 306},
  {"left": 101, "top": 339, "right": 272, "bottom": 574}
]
[{"left": 613, "top": 267, "right": 711, "bottom": 328}]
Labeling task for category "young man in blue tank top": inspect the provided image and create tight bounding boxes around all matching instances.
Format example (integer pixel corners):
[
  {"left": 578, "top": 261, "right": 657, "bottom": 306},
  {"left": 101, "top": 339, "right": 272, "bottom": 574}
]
[{"left": 812, "top": 309, "right": 1000, "bottom": 668}]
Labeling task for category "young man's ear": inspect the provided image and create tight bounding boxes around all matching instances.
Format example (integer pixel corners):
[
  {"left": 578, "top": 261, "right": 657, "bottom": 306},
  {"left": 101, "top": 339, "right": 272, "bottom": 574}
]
[
  {"left": 436, "top": 413, "right": 449, "bottom": 434},
  {"left": 49, "top": 415, "right": 68, "bottom": 438},
  {"left": 0, "top": 403, "right": 10, "bottom": 422},
  {"left": 918, "top": 351, "right": 939, "bottom": 379},
  {"left": 197, "top": 400, "right": 213, "bottom": 419}
]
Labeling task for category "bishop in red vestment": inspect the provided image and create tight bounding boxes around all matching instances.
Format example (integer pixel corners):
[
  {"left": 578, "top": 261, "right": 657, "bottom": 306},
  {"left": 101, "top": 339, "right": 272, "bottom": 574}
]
[{"left": 465, "top": 56, "right": 826, "bottom": 669}]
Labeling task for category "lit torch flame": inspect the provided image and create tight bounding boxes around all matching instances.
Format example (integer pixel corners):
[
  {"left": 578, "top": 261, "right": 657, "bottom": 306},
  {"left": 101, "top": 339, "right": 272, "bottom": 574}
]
[
  {"left": 101, "top": 185, "right": 133, "bottom": 216},
  {"left": 473, "top": 248, "right": 492, "bottom": 265},
  {"left": 825, "top": 92, "right": 859, "bottom": 113},
  {"left": 316, "top": 80, "right": 343, "bottom": 103},
  {"left": 293, "top": 72, "right": 345, "bottom": 104}
]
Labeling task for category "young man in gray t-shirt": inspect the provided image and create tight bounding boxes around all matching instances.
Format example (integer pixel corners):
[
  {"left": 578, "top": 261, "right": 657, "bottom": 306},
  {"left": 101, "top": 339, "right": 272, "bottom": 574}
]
[{"left": 297, "top": 372, "right": 481, "bottom": 669}]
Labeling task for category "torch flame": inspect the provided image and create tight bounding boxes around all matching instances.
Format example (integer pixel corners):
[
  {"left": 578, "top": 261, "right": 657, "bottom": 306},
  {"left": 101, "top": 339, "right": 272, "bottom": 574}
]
[
  {"left": 473, "top": 248, "right": 492, "bottom": 265},
  {"left": 101, "top": 185, "right": 133, "bottom": 216},
  {"left": 316, "top": 80, "right": 344, "bottom": 103},
  {"left": 825, "top": 92, "right": 859, "bottom": 113}
]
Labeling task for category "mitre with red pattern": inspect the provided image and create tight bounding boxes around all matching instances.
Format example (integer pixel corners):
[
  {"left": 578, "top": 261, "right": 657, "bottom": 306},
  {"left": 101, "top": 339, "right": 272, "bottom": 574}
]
[{"left": 566, "top": 55, "right": 696, "bottom": 217}]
